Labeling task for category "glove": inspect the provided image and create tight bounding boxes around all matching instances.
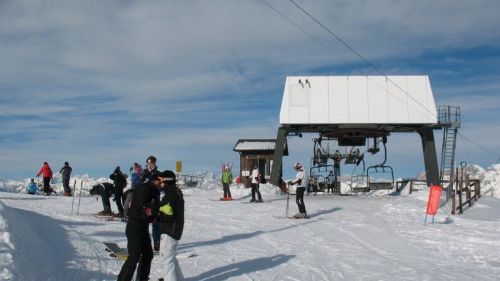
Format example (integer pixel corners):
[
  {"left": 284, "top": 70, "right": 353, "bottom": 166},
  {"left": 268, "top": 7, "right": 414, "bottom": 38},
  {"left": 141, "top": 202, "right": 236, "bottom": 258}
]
[{"left": 143, "top": 207, "right": 152, "bottom": 217}]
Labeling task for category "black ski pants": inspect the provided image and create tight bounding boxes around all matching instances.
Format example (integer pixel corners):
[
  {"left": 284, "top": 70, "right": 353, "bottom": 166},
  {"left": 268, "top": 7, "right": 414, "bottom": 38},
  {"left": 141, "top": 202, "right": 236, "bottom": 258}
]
[
  {"left": 114, "top": 187, "right": 124, "bottom": 216},
  {"left": 117, "top": 220, "right": 154, "bottom": 281},
  {"left": 296, "top": 187, "right": 307, "bottom": 214},
  {"left": 251, "top": 183, "right": 262, "bottom": 201},
  {"left": 62, "top": 176, "right": 71, "bottom": 194},
  {"left": 223, "top": 183, "right": 232, "bottom": 198},
  {"left": 42, "top": 177, "right": 51, "bottom": 193}
]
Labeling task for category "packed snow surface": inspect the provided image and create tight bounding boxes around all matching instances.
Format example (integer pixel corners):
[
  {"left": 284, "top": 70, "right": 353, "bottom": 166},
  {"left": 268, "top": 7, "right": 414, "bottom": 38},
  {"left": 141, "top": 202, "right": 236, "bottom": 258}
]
[{"left": 1, "top": 165, "right": 500, "bottom": 280}]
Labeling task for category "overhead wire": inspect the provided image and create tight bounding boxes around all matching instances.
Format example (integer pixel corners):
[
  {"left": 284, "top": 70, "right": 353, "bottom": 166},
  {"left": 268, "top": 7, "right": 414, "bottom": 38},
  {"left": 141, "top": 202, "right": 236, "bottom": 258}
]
[
  {"left": 259, "top": 0, "right": 345, "bottom": 63},
  {"left": 259, "top": 0, "right": 433, "bottom": 123},
  {"left": 287, "top": 0, "right": 437, "bottom": 119},
  {"left": 457, "top": 132, "right": 500, "bottom": 161}
]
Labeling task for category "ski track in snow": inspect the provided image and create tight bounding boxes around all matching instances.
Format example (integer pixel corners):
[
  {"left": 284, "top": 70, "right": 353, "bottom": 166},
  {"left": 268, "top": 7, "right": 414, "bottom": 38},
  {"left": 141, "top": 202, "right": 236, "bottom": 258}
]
[{"left": 1, "top": 181, "right": 500, "bottom": 280}]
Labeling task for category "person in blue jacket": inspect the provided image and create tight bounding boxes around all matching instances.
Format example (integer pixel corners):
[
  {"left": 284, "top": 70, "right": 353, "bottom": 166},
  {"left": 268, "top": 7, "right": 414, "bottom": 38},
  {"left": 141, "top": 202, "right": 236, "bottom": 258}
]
[{"left": 26, "top": 179, "right": 37, "bottom": 194}]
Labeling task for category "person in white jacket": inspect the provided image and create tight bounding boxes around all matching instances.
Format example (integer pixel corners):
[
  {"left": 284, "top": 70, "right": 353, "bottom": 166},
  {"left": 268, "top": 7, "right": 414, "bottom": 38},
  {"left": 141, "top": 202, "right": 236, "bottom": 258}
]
[
  {"left": 250, "top": 166, "right": 263, "bottom": 202},
  {"left": 289, "top": 162, "right": 308, "bottom": 218}
]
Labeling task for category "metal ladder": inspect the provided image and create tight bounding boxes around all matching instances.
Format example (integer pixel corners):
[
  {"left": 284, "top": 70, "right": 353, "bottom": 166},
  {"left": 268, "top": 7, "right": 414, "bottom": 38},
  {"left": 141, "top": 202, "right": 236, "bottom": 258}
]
[
  {"left": 438, "top": 106, "right": 461, "bottom": 184},
  {"left": 440, "top": 126, "right": 458, "bottom": 182}
]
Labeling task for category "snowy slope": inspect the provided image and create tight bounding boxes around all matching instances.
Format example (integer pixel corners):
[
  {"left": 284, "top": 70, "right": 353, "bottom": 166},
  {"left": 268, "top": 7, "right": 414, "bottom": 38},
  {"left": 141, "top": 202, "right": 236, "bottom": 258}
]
[{"left": 1, "top": 165, "right": 500, "bottom": 280}]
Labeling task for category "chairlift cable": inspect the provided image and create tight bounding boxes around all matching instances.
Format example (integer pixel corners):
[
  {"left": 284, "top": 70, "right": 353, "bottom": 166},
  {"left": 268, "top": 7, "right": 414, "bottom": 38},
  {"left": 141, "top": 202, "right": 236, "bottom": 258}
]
[
  {"left": 457, "top": 133, "right": 472, "bottom": 164},
  {"left": 287, "top": 0, "right": 437, "bottom": 118},
  {"left": 457, "top": 132, "right": 500, "bottom": 160},
  {"left": 258, "top": 0, "right": 345, "bottom": 63}
]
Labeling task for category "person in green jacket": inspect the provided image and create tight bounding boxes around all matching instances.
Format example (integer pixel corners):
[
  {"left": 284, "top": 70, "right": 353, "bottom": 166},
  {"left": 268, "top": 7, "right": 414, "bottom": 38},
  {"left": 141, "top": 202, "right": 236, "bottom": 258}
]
[{"left": 221, "top": 166, "right": 233, "bottom": 200}]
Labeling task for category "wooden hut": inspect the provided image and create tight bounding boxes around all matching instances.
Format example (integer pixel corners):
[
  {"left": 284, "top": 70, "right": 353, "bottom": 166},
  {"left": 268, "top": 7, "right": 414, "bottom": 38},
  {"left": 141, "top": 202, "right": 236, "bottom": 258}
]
[{"left": 234, "top": 139, "right": 288, "bottom": 188}]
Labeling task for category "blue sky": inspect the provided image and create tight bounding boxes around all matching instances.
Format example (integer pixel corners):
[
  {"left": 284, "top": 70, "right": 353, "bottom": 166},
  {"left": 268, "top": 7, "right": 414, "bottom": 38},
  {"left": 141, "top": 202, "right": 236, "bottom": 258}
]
[{"left": 1, "top": 0, "right": 499, "bottom": 180}]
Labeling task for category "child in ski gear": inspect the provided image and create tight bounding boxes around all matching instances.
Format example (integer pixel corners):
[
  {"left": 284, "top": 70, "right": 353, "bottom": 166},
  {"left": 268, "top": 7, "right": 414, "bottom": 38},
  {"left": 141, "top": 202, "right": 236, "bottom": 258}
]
[
  {"left": 250, "top": 166, "right": 263, "bottom": 202},
  {"left": 157, "top": 170, "right": 185, "bottom": 281},
  {"left": 59, "top": 161, "right": 72, "bottom": 196},
  {"left": 89, "top": 183, "right": 115, "bottom": 215},
  {"left": 123, "top": 163, "right": 143, "bottom": 219},
  {"left": 117, "top": 173, "right": 163, "bottom": 281},
  {"left": 110, "top": 166, "right": 127, "bottom": 217},
  {"left": 289, "top": 162, "right": 307, "bottom": 218},
  {"left": 130, "top": 163, "right": 143, "bottom": 189},
  {"left": 36, "top": 162, "right": 53, "bottom": 195},
  {"left": 26, "top": 179, "right": 37, "bottom": 194},
  {"left": 221, "top": 166, "right": 233, "bottom": 200},
  {"left": 141, "top": 155, "right": 161, "bottom": 252}
]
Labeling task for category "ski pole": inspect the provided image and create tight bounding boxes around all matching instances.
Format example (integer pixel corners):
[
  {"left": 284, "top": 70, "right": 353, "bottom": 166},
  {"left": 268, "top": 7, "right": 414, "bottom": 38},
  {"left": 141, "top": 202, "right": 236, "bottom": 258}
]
[
  {"left": 71, "top": 179, "right": 77, "bottom": 215},
  {"left": 77, "top": 180, "right": 83, "bottom": 215},
  {"left": 286, "top": 184, "right": 290, "bottom": 217}
]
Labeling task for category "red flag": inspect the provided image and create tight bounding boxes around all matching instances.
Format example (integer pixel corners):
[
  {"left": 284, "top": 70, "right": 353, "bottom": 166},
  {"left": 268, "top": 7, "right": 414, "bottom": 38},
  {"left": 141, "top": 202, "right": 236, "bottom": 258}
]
[{"left": 426, "top": 185, "right": 442, "bottom": 216}]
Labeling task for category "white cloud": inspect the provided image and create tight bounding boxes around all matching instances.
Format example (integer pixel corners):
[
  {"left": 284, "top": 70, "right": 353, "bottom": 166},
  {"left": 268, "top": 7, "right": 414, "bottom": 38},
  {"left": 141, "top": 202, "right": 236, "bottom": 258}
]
[{"left": 0, "top": 0, "right": 499, "bottom": 178}]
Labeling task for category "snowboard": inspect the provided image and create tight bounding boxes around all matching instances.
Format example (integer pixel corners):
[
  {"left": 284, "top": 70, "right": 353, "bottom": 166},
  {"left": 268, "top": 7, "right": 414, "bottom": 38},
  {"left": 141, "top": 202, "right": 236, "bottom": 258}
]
[
  {"left": 104, "top": 242, "right": 128, "bottom": 261},
  {"left": 240, "top": 200, "right": 271, "bottom": 204},
  {"left": 208, "top": 198, "right": 240, "bottom": 202}
]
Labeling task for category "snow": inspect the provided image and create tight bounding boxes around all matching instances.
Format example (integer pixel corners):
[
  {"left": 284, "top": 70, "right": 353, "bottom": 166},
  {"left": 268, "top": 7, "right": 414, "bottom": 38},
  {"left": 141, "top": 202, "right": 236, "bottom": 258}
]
[
  {"left": 0, "top": 164, "right": 500, "bottom": 280},
  {"left": 233, "top": 140, "right": 276, "bottom": 151}
]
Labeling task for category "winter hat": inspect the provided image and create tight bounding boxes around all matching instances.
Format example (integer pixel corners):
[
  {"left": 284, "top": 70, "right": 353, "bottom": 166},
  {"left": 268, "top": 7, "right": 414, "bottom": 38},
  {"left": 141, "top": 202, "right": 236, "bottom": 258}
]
[
  {"left": 146, "top": 156, "right": 157, "bottom": 164},
  {"left": 155, "top": 170, "right": 176, "bottom": 185}
]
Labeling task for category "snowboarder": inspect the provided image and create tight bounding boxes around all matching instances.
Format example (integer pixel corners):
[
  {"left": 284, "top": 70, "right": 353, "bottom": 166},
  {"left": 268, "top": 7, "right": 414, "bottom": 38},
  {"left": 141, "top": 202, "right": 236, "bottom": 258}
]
[
  {"left": 288, "top": 162, "right": 308, "bottom": 218},
  {"left": 59, "top": 161, "right": 72, "bottom": 196},
  {"left": 250, "top": 166, "right": 263, "bottom": 203},
  {"left": 141, "top": 155, "right": 161, "bottom": 252},
  {"left": 89, "top": 183, "right": 115, "bottom": 215},
  {"left": 117, "top": 170, "right": 163, "bottom": 281},
  {"left": 221, "top": 166, "right": 233, "bottom": 200},
  {"left": 26, "top": 178, "right": 37, "bottom": 195},
  {"left": 157, "top": 170, "right": 185, "bottom": 281},
  {"left": 110, "top": 166, "right": 127, "bottom": 217},
  {"left": 36, "top": 162, "right": 53, "bottom": 195}
]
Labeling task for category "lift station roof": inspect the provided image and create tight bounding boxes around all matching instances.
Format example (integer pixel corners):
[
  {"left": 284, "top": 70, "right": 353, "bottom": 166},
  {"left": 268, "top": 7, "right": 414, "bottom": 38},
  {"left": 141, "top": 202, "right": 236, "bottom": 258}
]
[{"left": 279, "top": 76, "right": 437, "bottom": 127}]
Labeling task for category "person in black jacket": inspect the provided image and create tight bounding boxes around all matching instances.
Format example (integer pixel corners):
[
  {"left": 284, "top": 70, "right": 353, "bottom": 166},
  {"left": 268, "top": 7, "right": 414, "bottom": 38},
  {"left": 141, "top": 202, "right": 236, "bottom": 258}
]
[
  {"left": 157, "top": 170, "right": 184, "bottom": 281},
  {"left": 89, "top": 183, "right": 115, "bottom": 215},
  {"left": 141, "top": 155, "right": 161, "bottom": 251},
  {"left": 110, "top": 166, "right": 127, "bottom": 217},
  {"left": 59, "top": 161, "right": 72, "bottom": 196},
  {"left": 117, "top": 175, "right": 162, "bottom": 281}
]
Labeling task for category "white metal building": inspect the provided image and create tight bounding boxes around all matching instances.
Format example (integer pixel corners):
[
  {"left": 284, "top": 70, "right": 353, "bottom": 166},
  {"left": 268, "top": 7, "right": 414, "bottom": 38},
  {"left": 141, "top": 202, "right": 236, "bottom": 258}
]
[{"left": 280, "top": 75, "right": 437, "bottom": 126}]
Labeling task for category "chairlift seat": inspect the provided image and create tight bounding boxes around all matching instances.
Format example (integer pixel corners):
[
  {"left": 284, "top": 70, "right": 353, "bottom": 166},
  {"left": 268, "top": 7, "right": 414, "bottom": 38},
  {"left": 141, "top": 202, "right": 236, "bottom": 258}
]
[{"left": 368, "top": 182, "right": 393, "bottom": 190}]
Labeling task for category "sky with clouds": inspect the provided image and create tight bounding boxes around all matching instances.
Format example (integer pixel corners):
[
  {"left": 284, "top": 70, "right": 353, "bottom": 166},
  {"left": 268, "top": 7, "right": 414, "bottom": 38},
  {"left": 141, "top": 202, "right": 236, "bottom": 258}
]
[{"left": 1, "top": 0, "right": 499, "bottom": 180}]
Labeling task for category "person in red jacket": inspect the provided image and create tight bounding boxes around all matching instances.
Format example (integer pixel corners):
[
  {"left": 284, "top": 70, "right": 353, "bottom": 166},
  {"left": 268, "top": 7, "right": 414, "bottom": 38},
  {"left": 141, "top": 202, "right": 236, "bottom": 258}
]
[{"left": 37, "top": 162, "right": 53, "bottom": 195}]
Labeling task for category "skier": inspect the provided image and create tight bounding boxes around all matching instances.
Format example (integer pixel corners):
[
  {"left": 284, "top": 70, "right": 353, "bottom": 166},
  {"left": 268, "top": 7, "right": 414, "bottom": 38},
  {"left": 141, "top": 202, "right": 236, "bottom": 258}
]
[
  {"left": 110, "top": 166, "right": 127, "bottom": 217},
  {"left": 326, "top": 170, "right": 335, "bottom": 195},
  {"left": 36, "top": 162, "right": 53, "bottom": 195},
  {"left": 157, "top": 170, "right": 185, "bottom": 281},
  {"left": 117, "top": 170, "right": 163, "bottom": 281},
  {"left": 288, "top": 162, "right": 308, "bottom": 218},
  {"left": 221, "top": 166, "right": 233, "bottom": 200},
  {"left": 26, "top": 179, "right": 37, "bottom": 195},
  {"left": 250, "top": 165, "right": 263, "bottom": 203},
  {"left": 89, "top": 183, "right": 115, "bottom": 215},
  {"left": 59, "top": 161, "right": 72, "bottom": 196},
  {"left": 141, "top": 155, "right": 161, "bottom": 252}
]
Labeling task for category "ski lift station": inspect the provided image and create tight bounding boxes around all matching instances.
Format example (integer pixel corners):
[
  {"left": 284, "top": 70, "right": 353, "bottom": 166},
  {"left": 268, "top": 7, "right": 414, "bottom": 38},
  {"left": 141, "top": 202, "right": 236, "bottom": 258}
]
[{"left": 269, "top": 75, "right": 461, "bottom": 193}]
